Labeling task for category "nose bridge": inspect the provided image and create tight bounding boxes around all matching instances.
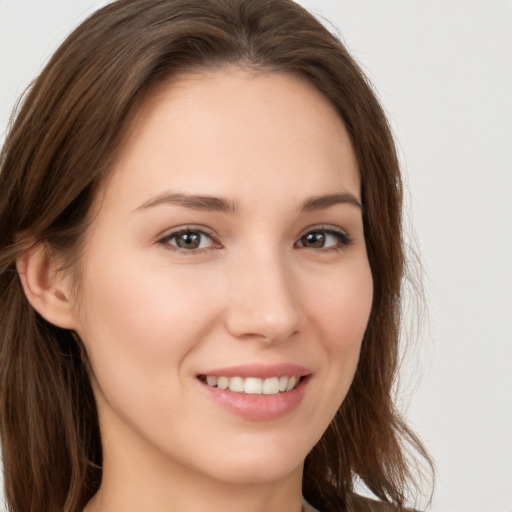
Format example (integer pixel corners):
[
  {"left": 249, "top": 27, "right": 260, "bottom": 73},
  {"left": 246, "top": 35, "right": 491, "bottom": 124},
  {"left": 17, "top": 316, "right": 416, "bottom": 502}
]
[{"left": 225, "top": 243, "right": 300, "bottom": 342}]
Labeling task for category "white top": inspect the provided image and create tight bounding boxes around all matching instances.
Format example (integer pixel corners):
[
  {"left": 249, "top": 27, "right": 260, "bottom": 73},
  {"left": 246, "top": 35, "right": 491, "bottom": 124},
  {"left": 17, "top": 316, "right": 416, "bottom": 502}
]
[{"left": 302, "top": 497, "right": 321, "bottom": 512}]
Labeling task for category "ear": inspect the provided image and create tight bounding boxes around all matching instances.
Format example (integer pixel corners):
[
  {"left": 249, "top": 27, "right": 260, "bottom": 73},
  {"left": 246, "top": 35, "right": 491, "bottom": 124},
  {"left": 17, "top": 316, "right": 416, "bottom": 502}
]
[{"left": 16, "top": 241, "right": 78, "bottom": 330}]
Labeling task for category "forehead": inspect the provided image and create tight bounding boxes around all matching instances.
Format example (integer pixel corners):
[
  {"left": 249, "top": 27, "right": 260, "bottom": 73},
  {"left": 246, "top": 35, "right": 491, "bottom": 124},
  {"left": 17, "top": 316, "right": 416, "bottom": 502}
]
[{"left": 100, "top": 67, "right": 360, "bottom": 210}]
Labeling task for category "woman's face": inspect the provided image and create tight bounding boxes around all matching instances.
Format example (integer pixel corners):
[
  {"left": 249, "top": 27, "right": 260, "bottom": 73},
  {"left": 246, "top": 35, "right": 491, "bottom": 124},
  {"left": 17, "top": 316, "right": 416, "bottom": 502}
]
[{"left": 70, "top": 69, "right": 373, "bottom": 486}]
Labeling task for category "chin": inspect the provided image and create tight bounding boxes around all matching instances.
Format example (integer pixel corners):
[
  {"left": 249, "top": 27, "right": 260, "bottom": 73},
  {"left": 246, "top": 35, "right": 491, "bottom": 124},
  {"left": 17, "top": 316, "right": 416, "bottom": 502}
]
[
  {"left": 208, "top": 459, "right": 303, "bottom": 486},
  {"left": 190, "top": 438, "right": 307, "bottom": 486}
]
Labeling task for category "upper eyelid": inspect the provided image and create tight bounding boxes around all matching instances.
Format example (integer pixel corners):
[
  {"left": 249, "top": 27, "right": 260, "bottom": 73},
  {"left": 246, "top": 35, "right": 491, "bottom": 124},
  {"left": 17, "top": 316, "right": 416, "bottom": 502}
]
[
  {"left": 158, "top": 223, "right": 348, "bottom": 235},
  {"left": 297, "top": 224, "right": 350, "bottom": 237},
  {"left": 158, "top": 225, "right": 218, "bottom": 240},
  {"left": 295, "top": 225, "right": 353, "bottom": 249},
  {"left": 156, "top": 224, "right": 351, "bottom": 247},
  {"left": 157, "top": 227, "right": 221, "bottom": 254}
]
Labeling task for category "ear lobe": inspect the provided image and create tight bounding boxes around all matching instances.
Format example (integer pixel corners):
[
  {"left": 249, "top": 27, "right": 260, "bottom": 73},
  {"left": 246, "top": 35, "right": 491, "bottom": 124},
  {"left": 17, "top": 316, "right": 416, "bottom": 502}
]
[{"left": 16, "top": 241, "right": 78, "bottom": 330}]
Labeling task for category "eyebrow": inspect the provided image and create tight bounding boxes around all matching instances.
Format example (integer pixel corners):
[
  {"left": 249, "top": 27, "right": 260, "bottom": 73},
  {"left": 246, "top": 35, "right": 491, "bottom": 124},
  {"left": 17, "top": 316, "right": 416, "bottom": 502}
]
[
  {"left": 300, "top": 193, "right": 362, "bottom": 211},
  {"left": 134, "top": 192, "right": 239, "bottom": 214},
  {"left": 134, "top": 191, "right": 362, "bottom": 214}
]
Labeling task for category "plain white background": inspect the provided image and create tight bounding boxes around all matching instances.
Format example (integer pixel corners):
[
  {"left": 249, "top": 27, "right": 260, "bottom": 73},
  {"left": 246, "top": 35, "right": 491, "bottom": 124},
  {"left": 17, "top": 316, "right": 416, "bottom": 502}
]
[{"left": 1, "top": 1, "right": 511, "bottom": 511}]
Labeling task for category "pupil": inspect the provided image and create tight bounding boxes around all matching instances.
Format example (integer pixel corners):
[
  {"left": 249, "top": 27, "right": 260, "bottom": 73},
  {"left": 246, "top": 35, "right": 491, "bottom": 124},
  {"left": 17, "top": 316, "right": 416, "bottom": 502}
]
[
  {"left": 303, "top": 232, "right": 325, "bottom": 248},
  {"left": 177, "top": 232, "right": 200, "bottom": 249}
]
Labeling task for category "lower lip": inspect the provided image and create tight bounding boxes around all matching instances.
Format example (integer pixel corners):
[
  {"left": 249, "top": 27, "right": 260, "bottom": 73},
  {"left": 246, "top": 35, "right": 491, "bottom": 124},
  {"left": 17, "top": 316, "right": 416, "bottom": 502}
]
[{"left": 199, "top": 377, "right": 309, "bottom": 421}]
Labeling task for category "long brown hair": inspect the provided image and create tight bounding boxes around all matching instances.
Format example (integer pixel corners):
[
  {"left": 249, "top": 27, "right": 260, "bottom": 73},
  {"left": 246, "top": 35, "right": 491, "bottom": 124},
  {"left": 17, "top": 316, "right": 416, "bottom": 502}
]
[{"left": 0, "top": 1, "right": 433, "bottom": 511}]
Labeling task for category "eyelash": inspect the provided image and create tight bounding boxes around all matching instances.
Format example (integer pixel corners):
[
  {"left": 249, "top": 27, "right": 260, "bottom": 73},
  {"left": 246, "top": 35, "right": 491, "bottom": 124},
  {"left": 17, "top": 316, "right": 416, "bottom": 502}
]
[
  {"left": 295, "top": 226, "right": 353, "bottom": 253},
  {"left": 157, "top": 225, "right": 353, "bottom": 255},
  {"left": 158, "top": 227, "right": 219, "bottom": 254}
]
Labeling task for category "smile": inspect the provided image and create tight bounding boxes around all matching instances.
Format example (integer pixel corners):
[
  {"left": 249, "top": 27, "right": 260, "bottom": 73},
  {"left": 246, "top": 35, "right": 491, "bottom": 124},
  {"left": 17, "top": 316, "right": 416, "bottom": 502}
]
[{"left": 199, "top": 375, "right": 301, "bottom": 395}]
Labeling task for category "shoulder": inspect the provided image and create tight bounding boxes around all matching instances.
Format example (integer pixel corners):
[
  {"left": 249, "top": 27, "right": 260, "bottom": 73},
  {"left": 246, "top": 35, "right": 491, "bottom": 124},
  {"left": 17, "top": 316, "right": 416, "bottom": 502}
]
[
  {"left": 304, "top": 493, "right": 417, "bottom": 512},
  {"left": 346, "top": 493, "right": 413, "bottom": 512}
]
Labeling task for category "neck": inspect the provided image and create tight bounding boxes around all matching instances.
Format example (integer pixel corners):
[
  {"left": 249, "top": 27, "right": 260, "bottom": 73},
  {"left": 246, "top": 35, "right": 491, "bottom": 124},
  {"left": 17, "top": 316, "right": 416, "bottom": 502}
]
[{"left": 85, "top": 464, "right": 304, "bottom": 512}]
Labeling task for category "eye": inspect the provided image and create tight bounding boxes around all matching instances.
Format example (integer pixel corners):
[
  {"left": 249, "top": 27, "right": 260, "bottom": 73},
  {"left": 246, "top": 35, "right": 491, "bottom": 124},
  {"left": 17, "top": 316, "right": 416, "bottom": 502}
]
[
  {"left": 295, "top": 227, "right": 352, "bottom": 251},
  {"left": 159, "top": 228, "right": 218, "bottom": 252}
]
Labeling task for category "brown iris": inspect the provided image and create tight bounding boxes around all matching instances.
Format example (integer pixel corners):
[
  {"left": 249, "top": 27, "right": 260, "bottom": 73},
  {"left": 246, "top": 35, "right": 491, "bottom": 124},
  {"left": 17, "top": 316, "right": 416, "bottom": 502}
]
[
  {"left": 300, "top": 231, "right": 326, "bottom": 248},
  {"left": 175, "top": 231, "right": 202, "bottom": 249}
]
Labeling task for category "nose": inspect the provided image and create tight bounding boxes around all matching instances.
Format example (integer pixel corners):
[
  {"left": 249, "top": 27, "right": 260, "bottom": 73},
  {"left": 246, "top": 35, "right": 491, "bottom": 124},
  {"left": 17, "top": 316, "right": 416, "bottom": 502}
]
[{"left": 224, "top": 248, "right": 301, "bottom": 344}]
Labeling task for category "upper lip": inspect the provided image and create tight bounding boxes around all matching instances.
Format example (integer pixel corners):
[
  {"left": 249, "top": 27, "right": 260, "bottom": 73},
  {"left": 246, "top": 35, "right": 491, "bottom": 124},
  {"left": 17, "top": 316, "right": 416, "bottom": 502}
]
[{"left": 198, "top": 363, "right": 311, "bottom": 379}]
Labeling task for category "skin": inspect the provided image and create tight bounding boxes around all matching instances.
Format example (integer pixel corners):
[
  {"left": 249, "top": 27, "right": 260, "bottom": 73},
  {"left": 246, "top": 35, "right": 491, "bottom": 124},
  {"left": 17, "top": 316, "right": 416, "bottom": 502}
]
[{"left": 59, "top": 69, "right": 373, "bottom": 512}]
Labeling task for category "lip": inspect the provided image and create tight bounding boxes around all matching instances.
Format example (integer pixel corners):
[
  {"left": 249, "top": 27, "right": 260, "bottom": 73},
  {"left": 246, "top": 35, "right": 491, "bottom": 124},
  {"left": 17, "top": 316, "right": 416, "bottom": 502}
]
[
  {"left": 197, "top": 363, "right": 311, "bottom": 421},
  {"left": 199, "top": 363, "right": 311, "bottom": 379}
]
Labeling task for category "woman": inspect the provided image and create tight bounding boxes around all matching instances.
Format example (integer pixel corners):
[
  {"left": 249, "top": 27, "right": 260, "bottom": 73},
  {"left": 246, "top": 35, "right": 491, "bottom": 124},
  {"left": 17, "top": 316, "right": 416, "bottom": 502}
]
[{"left": 0, "top": 1, "right": 433, "bottom": 511}]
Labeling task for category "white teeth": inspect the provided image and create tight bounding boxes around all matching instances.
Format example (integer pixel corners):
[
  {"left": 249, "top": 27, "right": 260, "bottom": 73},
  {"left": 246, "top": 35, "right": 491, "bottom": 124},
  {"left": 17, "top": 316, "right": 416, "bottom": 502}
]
[
  {"left": 285, "top": 376, "right": 297, "bottom": 391},
  {"left": 206, "top": 376, "right": 218, "bottom": 387},
  {"left": 228, "top": 376, "right": 244, "bottom": 392},
  {"left": 204, "top": 375, "right": 301, "bottom": 394},
  {"left": 244, "top": 377, "right": 263, "bottom": 394},
  {"left": 217, "top": 376, "right": 229, "bottom": 390},
  {"left": 262, "top": 377, "right": 279, "bottom": 395}
]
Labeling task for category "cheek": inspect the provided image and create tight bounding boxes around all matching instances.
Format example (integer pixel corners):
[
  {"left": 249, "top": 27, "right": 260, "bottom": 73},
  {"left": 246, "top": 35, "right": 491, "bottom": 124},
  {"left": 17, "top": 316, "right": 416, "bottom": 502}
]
[
  {"left": 73, "top": 253, "right": 227, "bottom": 449},
  {"left": 74, "top": 247, "right": 221, "bottom": 399},
  {"left": 306, "top": 260, "right": 373, "bottom": 404},
  {"left": 312, "top": 260, "right": 373, "bottom": 350}
]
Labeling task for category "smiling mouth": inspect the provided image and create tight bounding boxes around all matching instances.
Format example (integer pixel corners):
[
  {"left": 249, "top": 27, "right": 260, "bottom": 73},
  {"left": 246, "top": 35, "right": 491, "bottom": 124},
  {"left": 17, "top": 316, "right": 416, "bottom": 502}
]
[{"left": 197, "top": 375, "right": 303, "bottom": 395}]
